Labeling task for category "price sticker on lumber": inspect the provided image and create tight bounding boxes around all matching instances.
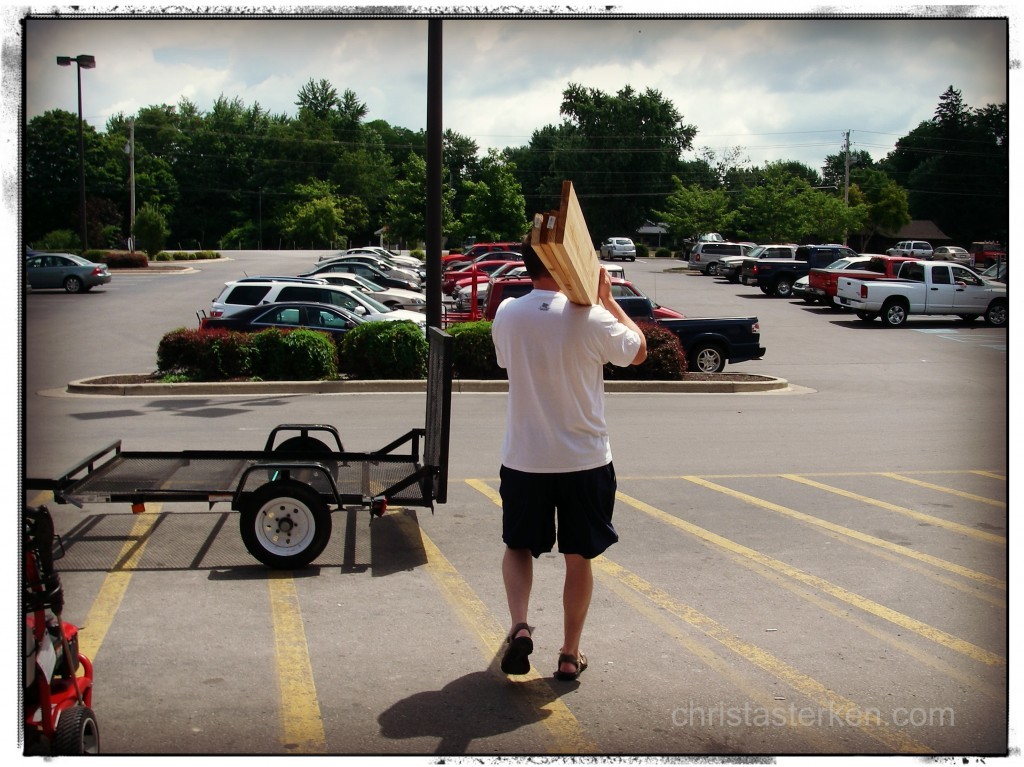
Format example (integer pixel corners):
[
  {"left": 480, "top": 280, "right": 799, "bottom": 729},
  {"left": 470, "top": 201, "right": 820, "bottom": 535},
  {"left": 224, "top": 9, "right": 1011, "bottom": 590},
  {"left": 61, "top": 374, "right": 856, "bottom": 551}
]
[{"left": 530, "top": 180, "right": 600, "bottom": 305}]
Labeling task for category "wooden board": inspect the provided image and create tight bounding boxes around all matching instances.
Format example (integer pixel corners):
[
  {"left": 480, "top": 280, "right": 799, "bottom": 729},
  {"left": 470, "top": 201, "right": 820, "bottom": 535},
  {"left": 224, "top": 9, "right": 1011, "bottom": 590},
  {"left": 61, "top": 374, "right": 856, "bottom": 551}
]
[{"left": 529, "top": 180, "right": 600, "bottom": 305}]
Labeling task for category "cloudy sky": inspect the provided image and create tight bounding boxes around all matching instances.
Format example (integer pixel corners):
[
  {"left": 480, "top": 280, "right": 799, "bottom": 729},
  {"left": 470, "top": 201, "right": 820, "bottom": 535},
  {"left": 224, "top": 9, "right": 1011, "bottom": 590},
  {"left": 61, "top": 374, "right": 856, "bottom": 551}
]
[{"left": 14, "top": 7, "right": 1012, "bottom": 174}]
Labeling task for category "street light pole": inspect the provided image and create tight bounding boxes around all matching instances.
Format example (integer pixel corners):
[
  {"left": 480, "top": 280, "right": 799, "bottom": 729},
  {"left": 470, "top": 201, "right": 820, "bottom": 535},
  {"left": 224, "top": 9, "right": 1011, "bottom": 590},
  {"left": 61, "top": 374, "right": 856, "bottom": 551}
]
[{"left": 56, "top": 54, "right": 96, "bottom": 250}]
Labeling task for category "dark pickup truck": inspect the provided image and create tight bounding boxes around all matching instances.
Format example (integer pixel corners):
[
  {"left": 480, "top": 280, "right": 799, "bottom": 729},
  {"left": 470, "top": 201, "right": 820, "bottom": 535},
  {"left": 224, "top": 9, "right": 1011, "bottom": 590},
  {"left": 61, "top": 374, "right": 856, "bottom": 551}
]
[
  {"left": 741, "top": 244, "right": 858, "bottom": 298},
  {"left": 479, "top": 276, "right": 765, "bottom": 373}
]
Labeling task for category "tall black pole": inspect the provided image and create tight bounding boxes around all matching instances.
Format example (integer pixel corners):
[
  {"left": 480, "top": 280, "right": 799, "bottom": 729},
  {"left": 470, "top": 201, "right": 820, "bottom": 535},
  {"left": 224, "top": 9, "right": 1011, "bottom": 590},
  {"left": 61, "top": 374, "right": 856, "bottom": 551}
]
[
  {"left": 76, "top": 62, "right": 88, "bottom": 250},
  {"left": 425, "top": 19, "right": 443, "bottom": 330}
]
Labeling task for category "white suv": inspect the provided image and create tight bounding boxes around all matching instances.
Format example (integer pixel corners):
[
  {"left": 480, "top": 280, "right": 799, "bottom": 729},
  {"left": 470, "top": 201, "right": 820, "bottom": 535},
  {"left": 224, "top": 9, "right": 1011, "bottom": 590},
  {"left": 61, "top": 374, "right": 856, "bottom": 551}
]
[
  {"left": 209, "top": 278, "right": 426, "bottom": 331},
  {"left": 887, "top": 240, "right": 933, "bottom": 258},
  {"left": 599, "top": 237, "right": 637, "bottom": 261},
  {"left": 687, "top": 242, "right": 755, "bottom": 275}
]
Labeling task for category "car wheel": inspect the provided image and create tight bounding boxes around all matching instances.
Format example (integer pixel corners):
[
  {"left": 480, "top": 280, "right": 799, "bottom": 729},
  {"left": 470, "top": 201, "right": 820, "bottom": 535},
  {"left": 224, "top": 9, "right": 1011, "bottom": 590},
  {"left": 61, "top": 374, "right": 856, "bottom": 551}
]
[
  {"left": 772, "top": 276, "right": 794, "bottom": 298},
  {"left": 239, "top": 480, "right": 332, "bottom": 569},
  {"left": 985, "top": 300, "right": 1007, "bottom": 327},
  {"left": 880, "top": 299, "right": 908, "bottom": 327},
  {"left": 63, "top": 276, "right": 84, "bottom": 294},
  {"left": 706, "top": 263, "right": 719, "bottom": 276},
  {"left": 689, "top": 343, "right": 726, "bottom": 373}
]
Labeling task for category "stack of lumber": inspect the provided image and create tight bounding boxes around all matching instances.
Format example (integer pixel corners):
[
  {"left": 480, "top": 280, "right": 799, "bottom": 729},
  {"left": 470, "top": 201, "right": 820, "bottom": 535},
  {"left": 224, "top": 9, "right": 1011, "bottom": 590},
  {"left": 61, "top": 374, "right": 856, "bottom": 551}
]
[{"left": 529, "top": 180, "right": 599, "bottom": 305}]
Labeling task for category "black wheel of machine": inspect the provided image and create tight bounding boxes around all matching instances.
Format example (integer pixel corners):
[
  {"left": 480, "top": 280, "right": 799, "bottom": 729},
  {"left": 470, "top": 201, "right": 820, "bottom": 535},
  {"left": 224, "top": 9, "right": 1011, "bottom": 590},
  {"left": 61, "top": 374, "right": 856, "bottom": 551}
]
[
  {"left": 54, "top": 705, "right": 100, "bottom": 755},
  {"left": 240, "top": 480, "right": 332, "bottom": 569},
  {"left": 689, "top": 343, "right": 726, "bottom": 373},
  {"left": 268, "top": 435, "right": 338, "bottom": 482}
]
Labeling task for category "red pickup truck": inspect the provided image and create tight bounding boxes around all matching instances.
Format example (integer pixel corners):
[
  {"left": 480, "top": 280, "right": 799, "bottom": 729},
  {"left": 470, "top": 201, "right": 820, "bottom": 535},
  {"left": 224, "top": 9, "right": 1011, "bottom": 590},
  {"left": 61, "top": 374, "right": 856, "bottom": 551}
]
[{"left": 807, "top": 254, "right": 916, "bottom": 308}]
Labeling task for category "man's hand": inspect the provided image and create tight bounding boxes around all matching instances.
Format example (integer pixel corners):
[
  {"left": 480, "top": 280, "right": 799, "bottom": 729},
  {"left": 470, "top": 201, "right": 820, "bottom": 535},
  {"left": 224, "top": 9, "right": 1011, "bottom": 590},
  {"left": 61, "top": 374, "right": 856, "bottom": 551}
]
[{"left": 597, "top": 267, "right": 613, "bottom": 306}]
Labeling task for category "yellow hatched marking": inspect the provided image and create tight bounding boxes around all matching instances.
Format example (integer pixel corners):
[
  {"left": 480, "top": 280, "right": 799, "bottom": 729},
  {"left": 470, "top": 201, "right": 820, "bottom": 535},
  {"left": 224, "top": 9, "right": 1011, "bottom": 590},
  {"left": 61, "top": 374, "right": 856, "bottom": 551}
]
[
  {"left": 684, "top": 477, "right": 1004, "bottom": 590},
  {"left": 417, "top": 518, "right": 598, "bottom": 754},
  {"left": 882, "top": 472, "right": 1007, "bottom": 508},
  {"left": 618, "top": 491, "right": 1005, "bottom": 668},
  {"left": 595, "top": 557, "right": 933, "bottom": 753},
  {"left": 268, "top": 572, "right": 327, "bottom": 754},
  {"left": 782, "top": 474, "right": 1006, "bottom": 546},
  {"left": 77, "top": 510, "right": 160, "bottom": 661}
]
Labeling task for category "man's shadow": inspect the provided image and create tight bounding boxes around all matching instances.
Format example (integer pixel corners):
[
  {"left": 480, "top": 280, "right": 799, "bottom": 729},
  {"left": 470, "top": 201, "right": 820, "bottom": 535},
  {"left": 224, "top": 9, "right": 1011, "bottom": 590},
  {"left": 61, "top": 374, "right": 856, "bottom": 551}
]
[{"left": 377, "top": 657, "right": 580, "bottom": 754}]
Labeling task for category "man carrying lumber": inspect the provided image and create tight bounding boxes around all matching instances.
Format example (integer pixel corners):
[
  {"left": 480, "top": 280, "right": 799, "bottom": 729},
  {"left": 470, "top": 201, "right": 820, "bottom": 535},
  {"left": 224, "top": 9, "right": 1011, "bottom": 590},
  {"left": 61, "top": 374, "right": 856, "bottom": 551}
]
[{"left": 491, "top": 239, "right": 647, "bottom": 681}]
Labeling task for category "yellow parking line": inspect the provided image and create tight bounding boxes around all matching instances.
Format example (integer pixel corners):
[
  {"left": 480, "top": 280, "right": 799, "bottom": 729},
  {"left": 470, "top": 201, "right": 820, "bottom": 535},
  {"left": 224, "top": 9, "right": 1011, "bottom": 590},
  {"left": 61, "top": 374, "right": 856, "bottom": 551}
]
[
  {"left": 618, "top": 492, "right": 1005, "bottom": 668},
  {"left": 416, "top": 522, "right": 599, "bottom": 755},
  {"left": 882, "top": 473, "right": 1007, "bottom": 508},
  {"left": 969, "top": 470, "right": 1005, "bottom": 480},
  {"left": 684, "top": 477, "right": 1005, "bottom": 590},
  {"left": 268, "top": 572, "right": 327, "bottom": 754},
  {"left": 781, "top": 474, "right": 1006, "bottom": 546},
  {"left": 594, "top": 557, "right": 933, "bottom": 753},
  {"left": 77, "top": 509, "right": 161, "bottom": 661}
]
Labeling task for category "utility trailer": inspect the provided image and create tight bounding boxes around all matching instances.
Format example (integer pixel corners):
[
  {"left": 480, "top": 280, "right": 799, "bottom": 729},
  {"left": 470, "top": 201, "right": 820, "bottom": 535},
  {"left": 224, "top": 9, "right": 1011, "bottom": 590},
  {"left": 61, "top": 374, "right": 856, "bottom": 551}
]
[{"left": 25, "top": 329, "right": 454, "bottom": 570}]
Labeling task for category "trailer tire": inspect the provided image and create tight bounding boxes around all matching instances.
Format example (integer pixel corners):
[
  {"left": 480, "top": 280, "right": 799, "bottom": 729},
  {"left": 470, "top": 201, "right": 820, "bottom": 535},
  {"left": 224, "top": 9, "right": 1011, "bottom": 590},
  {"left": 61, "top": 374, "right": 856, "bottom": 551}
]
[
  {"left": 54, "top": 705, "right": 100, "bottom": 755},
  {"left": 240, "top": 481, "right": 332, "bottom": 569}
]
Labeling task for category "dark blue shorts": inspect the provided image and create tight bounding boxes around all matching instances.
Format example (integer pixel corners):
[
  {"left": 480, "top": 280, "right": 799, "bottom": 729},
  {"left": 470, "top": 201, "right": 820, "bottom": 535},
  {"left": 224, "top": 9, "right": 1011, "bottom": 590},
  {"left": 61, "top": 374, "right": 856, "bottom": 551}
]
[{"left": 499, "top": 463, "right": 619, "bottom": 559}]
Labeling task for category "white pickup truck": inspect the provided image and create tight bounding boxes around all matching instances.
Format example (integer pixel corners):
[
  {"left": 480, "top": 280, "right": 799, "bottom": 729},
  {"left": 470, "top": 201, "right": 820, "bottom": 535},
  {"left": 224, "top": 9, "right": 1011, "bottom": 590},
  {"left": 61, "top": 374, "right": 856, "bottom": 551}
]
[{"left": 836, "top": 260, "right": 1007, "bottom": 327}]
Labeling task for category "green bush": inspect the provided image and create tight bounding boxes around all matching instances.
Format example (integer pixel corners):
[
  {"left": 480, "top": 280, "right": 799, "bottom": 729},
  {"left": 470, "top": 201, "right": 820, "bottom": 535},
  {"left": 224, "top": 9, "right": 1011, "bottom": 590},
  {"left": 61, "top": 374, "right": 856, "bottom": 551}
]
[
  {"left": 449, "top": 320, "right": 503, "bottom": 379},
  {"left": 636, "top": 243, "right": 649, "bottom": 258},
  {"left": 340, "top": 321, "right": 428, "bottom": 379},
  {"left": 134, "top": 203, "right": 170, "bottom": 258},
  {"left": 604, "top": 322, "right": 687, "bottom": 381},
  {"left": 655, "top": 247, "right": 672, "bottom": 259},
  {"left": 35, "top": 230, "right": 81, "bottom": 252},
  {"left": 249, "top": 328, "right": 338, "bottom": 381},
  {"left": 157, "top": 328, "right": 228, "bottom": 380}
]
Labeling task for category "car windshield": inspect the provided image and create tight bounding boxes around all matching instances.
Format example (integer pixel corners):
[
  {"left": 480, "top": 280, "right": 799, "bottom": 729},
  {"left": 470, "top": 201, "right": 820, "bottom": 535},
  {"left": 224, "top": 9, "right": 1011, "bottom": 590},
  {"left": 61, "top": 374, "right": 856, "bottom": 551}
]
[
  {"left": 746, "top": 246, "right": 766, "bottom": 259},
  {"left": 349, "top": 291, "right": 392, "bottom": 313},
  {"left": 826, "top": 258, "right": 854, "bottom": 269},
  {"left": 347, "top": 275, "right": 386, "bottom": 291}
]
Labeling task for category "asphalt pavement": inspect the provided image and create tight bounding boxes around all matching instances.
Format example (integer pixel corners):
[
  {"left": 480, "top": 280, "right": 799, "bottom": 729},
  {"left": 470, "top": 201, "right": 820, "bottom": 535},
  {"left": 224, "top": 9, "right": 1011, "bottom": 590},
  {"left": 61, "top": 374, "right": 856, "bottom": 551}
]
[{"left": 19, "top": 251, "right": 1010, "bottom": 759}]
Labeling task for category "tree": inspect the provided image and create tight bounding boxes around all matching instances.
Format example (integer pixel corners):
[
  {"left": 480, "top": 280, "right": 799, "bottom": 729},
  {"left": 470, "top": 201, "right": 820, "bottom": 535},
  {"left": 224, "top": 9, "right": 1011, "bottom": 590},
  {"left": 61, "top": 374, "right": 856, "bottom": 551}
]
[
  {"left": 275, "top": 179, "right": 368, "bottom": 248},
  {"left": 449, "top": 150, "right": 527, "bottom": 246},
  {"left": 133, "top": 202, "right": 170, "bottom": 257},
  {"left": 384, "top": 153, "right": 454, "bottom": 247},
  {"left": 652, "top": 177, "right": 734, "bottom": 242}
]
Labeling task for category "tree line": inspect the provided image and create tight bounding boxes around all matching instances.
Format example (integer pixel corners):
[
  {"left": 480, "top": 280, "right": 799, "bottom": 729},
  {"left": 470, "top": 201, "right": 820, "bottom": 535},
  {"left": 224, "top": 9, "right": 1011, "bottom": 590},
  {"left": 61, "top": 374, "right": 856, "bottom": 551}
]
[{"left": 23, "top": 80, "right": 1007, "bottom": 254}]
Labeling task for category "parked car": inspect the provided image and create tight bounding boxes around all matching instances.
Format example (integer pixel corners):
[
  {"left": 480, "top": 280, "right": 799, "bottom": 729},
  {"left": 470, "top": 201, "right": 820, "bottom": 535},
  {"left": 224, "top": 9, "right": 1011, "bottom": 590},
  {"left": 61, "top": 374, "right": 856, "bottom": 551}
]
[
  {"left": 442, "top": 250, "right": 523, "bottom": 272},
  {"left": 337, "top": 246, "right": 423, "bottom": 271},
  {"left": 309, "top": 254, "right": 421, "bottom": 286},
  {"left": 209, "top": 279, "right": 427, "bottom": 332},
  {"left": 25, "top": 252, "right": 111, "bottom": 293},
  {"left": 199, "top": 302, "right": 365, "bottom": 342},
  {"left": 971, "top": 241, "right": 1006, "bottom": 269},
  {"left": 458, "top": 241, "right": 523, "bottom": 260},
  {"left": 718, "top": 244, "right": 797, "bottom": 283},
  {"left": 442, "top": 259, "right": 518, "bottom": 295},
  {"left": 886, "top": 240, "right": 933, "bottom": 259},
  {"left": 687, "top": 242, "right": 755, "bottom": 275},
  {"left": 931, "top": 246, "right": 972, "bottom": 265},
  {"left": 312, "top": 273, "right": 426, "bottom": 311},
  {"left": 298, "top": 260, "right": 421, "bottom": 292},
  {"left": 599, "top": 237, "right": 637, "bottom": 261}
]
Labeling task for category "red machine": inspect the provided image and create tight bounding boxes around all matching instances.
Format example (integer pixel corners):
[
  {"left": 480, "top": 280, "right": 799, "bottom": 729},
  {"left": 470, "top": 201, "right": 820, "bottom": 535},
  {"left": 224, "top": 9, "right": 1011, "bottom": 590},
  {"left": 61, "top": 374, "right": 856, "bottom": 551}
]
[{"left": 23, "top": 504, "right": 99, "bottom": 755}]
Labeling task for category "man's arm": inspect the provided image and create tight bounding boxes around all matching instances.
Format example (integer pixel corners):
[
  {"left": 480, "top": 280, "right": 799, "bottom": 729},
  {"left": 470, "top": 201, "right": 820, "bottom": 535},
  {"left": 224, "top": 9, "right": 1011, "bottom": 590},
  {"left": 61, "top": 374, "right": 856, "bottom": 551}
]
[{"left": 597, "top": 268, "right": 647, "bottom": 365}]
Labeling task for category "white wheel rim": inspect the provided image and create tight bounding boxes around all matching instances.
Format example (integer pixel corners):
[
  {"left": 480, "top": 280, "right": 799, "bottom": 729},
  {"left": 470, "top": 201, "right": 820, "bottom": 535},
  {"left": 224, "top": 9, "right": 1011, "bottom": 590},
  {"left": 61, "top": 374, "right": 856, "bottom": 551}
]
[{"left": 254, "top": 496, "right": 317, "bottom": 556}]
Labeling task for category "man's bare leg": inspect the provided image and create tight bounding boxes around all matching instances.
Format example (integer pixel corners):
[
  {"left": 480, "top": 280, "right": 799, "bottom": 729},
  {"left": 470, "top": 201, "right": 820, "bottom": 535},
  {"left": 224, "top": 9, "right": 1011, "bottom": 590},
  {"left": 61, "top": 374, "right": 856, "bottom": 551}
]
[
  {"left": 560, "top": 553, "right": 593, "bottom": 675},
  {"left": 502, "top": 546, "right": 534, "bottom": 639}
]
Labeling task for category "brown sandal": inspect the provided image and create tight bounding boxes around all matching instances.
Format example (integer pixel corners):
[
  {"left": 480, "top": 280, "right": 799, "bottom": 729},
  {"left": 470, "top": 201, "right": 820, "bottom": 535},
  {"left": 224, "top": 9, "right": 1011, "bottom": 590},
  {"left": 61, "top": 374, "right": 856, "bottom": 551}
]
[
  {"left": 500, "top": 623, "right": 534, "bottom": 675},
  {"left": 554, "top": 652, "right": 588, "bottom": 681}
]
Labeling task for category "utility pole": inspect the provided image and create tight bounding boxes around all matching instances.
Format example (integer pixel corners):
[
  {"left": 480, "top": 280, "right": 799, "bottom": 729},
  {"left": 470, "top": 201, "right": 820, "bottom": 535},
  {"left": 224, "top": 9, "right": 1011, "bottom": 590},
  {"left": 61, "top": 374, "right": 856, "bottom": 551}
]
[
  {"left": 843, "top": 130, "right": 851, "bottom": 206},
  {"left": 127, "top": 119, "right": 135, "bottom": 250}
]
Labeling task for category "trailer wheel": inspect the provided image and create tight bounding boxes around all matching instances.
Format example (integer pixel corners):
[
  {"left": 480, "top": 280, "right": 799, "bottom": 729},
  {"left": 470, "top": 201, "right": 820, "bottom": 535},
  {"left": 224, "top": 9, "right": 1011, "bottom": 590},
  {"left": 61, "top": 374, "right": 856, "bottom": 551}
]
[
  {"left": 54, "top": 705, "right": 100, "bottom": 755},
  {"left": 240, "top": 481, "right": 332, "bottom": 569},
  {"left": 689, "top": 343, "right": 726, "bottom": 373}
]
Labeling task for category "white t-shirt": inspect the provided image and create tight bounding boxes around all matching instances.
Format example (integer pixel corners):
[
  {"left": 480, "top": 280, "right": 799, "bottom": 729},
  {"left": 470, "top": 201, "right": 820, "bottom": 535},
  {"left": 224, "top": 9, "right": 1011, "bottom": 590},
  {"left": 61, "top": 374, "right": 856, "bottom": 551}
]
[{"left": 492, "top": 289, "right": 641, "bottom": 473}]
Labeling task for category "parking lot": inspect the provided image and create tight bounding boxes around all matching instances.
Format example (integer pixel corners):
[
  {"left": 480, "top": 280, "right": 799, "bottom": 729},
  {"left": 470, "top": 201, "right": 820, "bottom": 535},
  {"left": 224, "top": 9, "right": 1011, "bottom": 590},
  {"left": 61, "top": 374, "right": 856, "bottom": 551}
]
[{"left": 21, "top": 252, "right": 1009, "bottom": 757}]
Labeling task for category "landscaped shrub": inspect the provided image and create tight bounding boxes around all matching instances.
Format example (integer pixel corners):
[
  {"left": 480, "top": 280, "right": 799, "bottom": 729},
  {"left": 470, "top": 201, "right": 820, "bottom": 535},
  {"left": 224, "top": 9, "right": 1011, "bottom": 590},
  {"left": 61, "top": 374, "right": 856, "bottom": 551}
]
[
  {"left": 449, "top": 320, "right": 503, "bottom": 379},
  {"left": 603, "top": 322, "right": 687, "bottom": 381},
  {"left": 636, "top": 243, "right": 650, "bottom": 258},
  {"left": 655, "top": 247, "right": 672, "bottom": 258},
  {"left": 340, "top": 321, "right": 428, "bottom": 379},
  {"left": 103, "top": 251, "right": 149, "bottom": 268},
  {"left": 35, "top": 229, "right": 80, "bottom": 252},
  {"left": 249, "top": 328, "right": 338, "bottom": 381},
  {"left": 157, "top": 327, "right": 234, "bottom": 380}
]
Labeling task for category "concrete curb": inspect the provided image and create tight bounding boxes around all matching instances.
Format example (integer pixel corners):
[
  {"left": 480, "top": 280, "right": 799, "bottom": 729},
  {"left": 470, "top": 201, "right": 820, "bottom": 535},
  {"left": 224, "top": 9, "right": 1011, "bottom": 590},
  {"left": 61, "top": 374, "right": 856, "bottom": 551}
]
[{"left": 66, "top": 374, "right": 791, "bottom": 396}]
